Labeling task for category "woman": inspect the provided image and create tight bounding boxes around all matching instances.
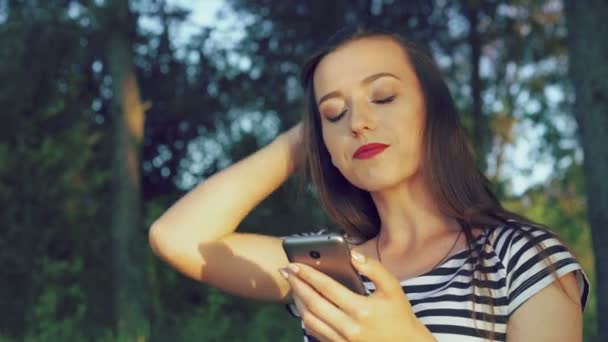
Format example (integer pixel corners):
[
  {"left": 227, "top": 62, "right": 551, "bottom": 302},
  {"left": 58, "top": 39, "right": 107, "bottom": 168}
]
[{"left": 149, "top": 26, "right": 589, "bottom": 341}]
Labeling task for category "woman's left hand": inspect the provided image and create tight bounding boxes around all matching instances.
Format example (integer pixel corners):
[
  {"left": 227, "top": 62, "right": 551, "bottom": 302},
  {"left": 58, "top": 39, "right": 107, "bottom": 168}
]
[{"left": 279, "top": 251, "right": 437, "bottom": 342}]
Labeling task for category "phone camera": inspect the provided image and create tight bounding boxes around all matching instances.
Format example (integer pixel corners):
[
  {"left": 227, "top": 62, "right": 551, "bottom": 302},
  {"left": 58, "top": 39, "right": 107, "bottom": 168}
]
[{"left": 309, "top": 250, "right": 321, "bottom": 259}]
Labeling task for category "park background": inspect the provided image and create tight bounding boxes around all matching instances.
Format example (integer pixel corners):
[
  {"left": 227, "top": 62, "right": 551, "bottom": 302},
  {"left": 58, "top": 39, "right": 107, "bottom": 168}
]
[{"left": 1, "top": 0, "right": 606, "bottom": 341}]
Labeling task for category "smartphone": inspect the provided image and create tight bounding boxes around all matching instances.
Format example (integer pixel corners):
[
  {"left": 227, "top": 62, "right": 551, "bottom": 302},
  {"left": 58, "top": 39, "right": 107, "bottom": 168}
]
[{"left": 282, "top": 233, "right": 367, "bottom": 295}]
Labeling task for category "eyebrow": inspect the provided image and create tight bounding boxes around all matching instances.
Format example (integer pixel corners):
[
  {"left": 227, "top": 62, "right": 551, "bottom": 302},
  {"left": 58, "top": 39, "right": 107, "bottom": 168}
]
[{"left": 317, "top": 72, "right": 401, "bottom": 106}]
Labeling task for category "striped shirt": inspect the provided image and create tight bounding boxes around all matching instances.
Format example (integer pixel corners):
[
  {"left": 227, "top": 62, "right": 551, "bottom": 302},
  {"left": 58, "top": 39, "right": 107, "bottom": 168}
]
[{"left": 282, "top": 224, "right": 590, "bottom": 341}]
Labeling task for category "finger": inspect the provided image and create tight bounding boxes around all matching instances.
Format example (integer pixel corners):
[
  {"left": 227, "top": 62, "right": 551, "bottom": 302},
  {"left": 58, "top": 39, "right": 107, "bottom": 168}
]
[
  {"left": 293, "top": 295, "right": 348, "bottom": 342},
  {"left": 288, "top": 263, "right": 363, "bottom": 314},
  {"left": 284, "top": 267, "right": 354, "bottom": 340},
  {"left": 350, "top": 251, "right": 402, "bottom": 297}
]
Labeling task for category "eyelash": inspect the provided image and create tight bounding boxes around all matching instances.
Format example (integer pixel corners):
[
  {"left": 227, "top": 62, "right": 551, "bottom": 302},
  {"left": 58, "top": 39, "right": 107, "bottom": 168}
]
[{"left": 327, "top": 95, "right": 396, "bottom": 123}]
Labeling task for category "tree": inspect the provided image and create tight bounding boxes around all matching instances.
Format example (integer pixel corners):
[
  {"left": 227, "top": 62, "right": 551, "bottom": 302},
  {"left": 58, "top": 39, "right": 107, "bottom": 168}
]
[
  {"left": 102, "top": 0, "right": 149, "bottom": 337},
  {"left": 565, "top": 0, "right": 608, "bottom": 340},
  {"left": 0, "top": 1, "right": 114, "bottom": 339},
  {"left": 0, "top": 0, "right": 598, "bottom": 340}
]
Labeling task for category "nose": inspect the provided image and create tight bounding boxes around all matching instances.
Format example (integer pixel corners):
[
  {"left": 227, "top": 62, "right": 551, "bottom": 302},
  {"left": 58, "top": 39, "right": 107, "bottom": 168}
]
[{"left": 349, "top": 99, "right": 376, "bottom": 137}]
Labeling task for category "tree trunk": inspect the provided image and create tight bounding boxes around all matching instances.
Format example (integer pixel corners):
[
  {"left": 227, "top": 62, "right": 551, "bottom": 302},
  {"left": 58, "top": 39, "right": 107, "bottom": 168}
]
[
  {"left": 105, "top": 0, "right": 148, "bottom": 337},
  {"left": 564, "top": 0, "right": 608, "bottom": 340},
  {"left": 465, "top": 0, "right": 488, "bottom": 171}
]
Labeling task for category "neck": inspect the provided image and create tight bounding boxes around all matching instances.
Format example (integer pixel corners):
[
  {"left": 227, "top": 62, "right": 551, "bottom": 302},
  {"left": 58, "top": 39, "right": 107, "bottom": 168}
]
[{"left": 369, "top": 170, "right": 460, "bottom": 256}]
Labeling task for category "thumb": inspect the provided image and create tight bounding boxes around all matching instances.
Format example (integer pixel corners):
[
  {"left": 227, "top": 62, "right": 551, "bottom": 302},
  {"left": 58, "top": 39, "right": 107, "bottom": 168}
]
[{"left": 350, "top": 250, "right": 402, "bottom": 297}]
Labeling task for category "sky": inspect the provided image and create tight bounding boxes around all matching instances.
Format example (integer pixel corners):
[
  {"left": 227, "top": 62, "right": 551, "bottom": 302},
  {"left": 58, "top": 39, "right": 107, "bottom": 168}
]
[
  {"left": 166, "top": 0, "right": 225, "bottom": 43},
  {"left": 160, "top": 0, "right": 559, "bottom": 196}
]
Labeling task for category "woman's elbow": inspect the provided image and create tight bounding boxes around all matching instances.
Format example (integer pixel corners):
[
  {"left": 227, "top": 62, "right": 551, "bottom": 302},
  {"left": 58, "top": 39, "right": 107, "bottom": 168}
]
[{"left": 148, "top": 221, "right": 167, "bottom": 258}]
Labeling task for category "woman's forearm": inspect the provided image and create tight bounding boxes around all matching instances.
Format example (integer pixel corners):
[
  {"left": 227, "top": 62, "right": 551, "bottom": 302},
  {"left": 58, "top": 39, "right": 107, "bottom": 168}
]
[{"left": 150, "top": 125, "right": 302, "bottom": 246}]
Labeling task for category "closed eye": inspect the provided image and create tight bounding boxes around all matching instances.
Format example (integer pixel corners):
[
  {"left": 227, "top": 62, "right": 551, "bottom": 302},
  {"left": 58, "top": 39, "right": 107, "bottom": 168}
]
[
  {"left": 326, "top": 95, "right": 396, "bottom": 123},
  {"left": 373, "top": 95, "right": 396, "bottom": 104},
  {"left": 327, "top": 109, "right": 346, "bottom": 123}
]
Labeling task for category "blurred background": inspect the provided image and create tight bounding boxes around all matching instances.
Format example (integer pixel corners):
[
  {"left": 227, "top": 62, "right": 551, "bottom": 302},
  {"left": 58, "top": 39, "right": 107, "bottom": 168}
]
[{"left": 0, "top": 0, "right": 605, "bottom": 341}]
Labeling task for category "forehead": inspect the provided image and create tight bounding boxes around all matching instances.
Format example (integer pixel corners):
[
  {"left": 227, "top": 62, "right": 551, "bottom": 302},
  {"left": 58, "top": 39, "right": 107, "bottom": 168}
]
[{"left": 313, "top": 36, "right": 414, "bottom": 101}]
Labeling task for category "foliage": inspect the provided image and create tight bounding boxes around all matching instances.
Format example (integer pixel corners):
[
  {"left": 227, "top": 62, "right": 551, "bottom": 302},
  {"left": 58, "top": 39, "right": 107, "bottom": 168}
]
[{"left": 0, "top": 0, "right": 600, "bottom": 341}]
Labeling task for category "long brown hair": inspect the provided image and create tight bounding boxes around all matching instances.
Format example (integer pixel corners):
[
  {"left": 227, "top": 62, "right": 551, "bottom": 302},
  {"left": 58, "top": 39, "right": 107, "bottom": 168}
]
[
  {"left": 298, "top": 25, "right": 575, "bottom": 340},
  {"left": 300, "top": 25, "right": 535, "bottom": 242}
]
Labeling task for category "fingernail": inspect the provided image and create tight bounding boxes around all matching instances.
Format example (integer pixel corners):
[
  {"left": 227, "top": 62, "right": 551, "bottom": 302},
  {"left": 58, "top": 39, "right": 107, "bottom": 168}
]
[
  {"left": 288, "top": 264, "right": 299, "bottom": 273},
  {"left": 351, "top": 251, "right": 366, "bottom": 263},
  {"left": 279, "top": 268, "right": 289, "bottom": 279}
]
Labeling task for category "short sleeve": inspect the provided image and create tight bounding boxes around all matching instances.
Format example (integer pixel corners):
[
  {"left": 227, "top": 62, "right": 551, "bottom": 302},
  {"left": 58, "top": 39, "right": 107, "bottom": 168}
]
[{"left": 497, "top": 225, "right": 590, "bottom": 316}]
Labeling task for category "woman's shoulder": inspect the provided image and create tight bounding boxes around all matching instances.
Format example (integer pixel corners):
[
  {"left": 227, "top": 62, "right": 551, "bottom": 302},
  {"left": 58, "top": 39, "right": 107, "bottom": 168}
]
[
  {"left": 485, "top": 221, "right": 569, "bottom": 263},
  {"left": 485, "top": 221, "right": 590, "bottom": 315}
]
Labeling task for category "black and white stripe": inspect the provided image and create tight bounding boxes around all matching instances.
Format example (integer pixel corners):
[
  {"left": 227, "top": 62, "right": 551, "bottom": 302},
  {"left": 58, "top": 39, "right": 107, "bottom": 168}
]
[{"left": 283, "top": 225, "right": 590, "bottom": 342}]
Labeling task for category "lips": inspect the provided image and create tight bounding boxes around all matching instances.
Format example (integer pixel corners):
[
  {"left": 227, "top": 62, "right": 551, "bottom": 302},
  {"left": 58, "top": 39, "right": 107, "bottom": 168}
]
[{"left": 353, "top": 143, "right": 389, "bottom": 159}]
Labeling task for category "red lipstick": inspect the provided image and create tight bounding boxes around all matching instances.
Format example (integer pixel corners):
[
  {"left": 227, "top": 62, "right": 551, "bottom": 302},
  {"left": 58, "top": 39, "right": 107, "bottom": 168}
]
[{"left": 353, "top": 143, "right": 389, "bottom": 160}]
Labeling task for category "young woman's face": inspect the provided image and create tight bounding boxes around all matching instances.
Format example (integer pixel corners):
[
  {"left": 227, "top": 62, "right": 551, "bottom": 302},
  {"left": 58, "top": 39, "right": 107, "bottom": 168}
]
[{"left": 313, "top": 36, "right": 426, "bottom": 192}]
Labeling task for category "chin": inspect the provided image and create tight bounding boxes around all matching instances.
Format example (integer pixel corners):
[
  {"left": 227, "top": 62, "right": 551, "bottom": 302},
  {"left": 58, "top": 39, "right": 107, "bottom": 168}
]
[
  {"left": 356, "top": 181, "right": 401, "bottom": 193},
  {"left": 345, "top": 166, "right": 422, "bottom": 193},
  {"left": 347, "top": 174, "right": 404, "bottom": 192}
]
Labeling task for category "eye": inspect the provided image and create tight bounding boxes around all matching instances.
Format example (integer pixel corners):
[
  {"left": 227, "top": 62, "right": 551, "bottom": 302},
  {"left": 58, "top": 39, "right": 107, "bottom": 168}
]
[
  {"left": 373, "top": 95, "right": 396, "bottom": 104},
  {"left": 327, "top": 109, "right": 347, "bottom": 123}
]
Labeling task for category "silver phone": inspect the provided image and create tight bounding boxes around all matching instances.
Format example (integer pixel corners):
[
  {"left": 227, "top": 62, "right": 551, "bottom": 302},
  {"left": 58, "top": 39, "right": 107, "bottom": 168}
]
[{"left": 282, "top": 233, "right": 367, "bottom": 295}]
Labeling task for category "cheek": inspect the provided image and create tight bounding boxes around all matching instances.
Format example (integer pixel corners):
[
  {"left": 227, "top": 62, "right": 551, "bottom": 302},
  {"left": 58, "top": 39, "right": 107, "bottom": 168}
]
[
  {"left": 397, "top": 124, "right": 424, "bottom": 163},
  {"left": 394, "top": 103, "right": 425, "bottom": 146},
  {"left": 321, "top": 132, "right": 346, "bottom": 167},
  {"left": 321, "top": 129, "right": 337, "bottom": 163}
]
